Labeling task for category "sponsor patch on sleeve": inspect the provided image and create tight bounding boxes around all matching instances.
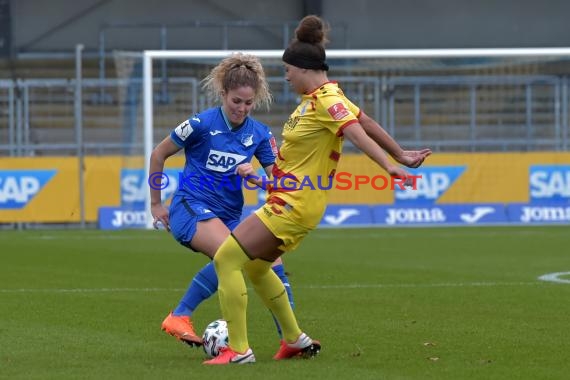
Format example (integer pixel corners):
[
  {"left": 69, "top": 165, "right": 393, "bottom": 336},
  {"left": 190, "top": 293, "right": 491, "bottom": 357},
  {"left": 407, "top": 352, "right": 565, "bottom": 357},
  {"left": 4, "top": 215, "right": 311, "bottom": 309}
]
[
  {"left": 174, "top": 120, "right": 193, "bottom": 141},
  {"left": 327, "top": 102, "right": 350, "bottom": 120},
  {"left": 269, "top": 136, "right": 279, "bottom": 156}
]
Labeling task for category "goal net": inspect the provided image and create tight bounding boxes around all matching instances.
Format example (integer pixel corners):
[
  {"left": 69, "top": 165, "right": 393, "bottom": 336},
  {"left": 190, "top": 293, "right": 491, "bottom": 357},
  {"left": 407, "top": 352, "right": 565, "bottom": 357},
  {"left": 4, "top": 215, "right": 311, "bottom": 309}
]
[{"left": 136, "top": 48, "right": 570, "bottom": 227}]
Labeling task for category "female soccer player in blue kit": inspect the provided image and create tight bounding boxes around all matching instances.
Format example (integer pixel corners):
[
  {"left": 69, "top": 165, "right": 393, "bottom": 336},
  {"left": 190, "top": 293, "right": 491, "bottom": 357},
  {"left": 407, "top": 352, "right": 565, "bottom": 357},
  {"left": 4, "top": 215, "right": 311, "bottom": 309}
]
[{"left": 149, "top": 52, "right": 294, "bottom": 347}]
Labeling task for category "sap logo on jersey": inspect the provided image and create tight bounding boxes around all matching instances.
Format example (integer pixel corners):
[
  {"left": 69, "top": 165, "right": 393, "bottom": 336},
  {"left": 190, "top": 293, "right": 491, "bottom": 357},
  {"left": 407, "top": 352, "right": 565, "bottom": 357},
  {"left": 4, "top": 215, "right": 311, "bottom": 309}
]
[
  {"left": 206, "top": 150, "right": 247, "bottom": 172},
  {"left": 0, "top": 170, "right": 56, "bottom": 209},
  {"left": 395, "top": 166, "right": 465, "bottom": 203},
  {"left": 121, "top": 168, "right": 180, "bottom": 207},
  {"left": 529, "top": 165, "right": 570, "bottom": 202}
]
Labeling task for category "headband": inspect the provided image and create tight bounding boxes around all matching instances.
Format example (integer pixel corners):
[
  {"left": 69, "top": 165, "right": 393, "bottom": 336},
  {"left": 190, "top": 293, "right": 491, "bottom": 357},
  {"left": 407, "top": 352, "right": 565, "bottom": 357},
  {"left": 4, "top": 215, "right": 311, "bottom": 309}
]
[{"left": 282, "top": 47, "right": 329, "bottom": 71}]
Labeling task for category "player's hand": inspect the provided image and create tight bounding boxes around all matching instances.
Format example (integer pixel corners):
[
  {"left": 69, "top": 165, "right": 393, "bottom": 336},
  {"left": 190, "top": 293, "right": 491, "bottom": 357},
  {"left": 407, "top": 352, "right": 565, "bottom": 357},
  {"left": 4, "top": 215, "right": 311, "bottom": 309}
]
[
  {"left": 386, "top": 165, "right": 416, "bottom": 188},
  {"left": 151, "top": 203, "right": 170, "bottom": 232},
  {"left": 395, "top": 149, "right": 432, "bottom": 168},
  {"left": 236, "top": 163, "right": 255, "bottom": 178}
]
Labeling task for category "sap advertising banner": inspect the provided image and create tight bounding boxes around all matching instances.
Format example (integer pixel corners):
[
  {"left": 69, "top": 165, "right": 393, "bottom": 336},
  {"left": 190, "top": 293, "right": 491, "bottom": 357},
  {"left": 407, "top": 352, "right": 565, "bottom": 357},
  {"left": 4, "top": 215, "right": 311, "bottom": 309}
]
[
  {"left": 0, "top": 157, "right": 120, "bottom": 222},
  {"left": 96, "top": 152, "right": 570, "bottom": 228},
  {"left": 121, "top": 168, "right": 181, "bottom": 207},
  {"left": 395, "top": 166, "right": 465, "bottom": 204},
  {"left": 529, "top": 165, "right": 570, "bottom": 203},
  {"left": 0, "top": 170, "right": 56, "bottom": 209},
  {"left": 372, "top": 204, "right": 508, "bottom": 226}
]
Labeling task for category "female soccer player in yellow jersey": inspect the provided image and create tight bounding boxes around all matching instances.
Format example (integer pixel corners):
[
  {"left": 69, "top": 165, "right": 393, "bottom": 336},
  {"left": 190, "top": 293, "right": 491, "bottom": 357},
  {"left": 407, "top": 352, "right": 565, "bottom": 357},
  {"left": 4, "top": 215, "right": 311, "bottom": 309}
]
[{"left": 204, "top": 15, "right": 431, "bottom": 365}]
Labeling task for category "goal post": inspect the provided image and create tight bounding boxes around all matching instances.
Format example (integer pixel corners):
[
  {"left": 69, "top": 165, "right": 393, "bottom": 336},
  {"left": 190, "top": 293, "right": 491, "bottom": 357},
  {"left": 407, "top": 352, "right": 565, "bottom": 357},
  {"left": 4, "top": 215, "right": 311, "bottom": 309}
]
[{"left": 141, "top": 47, "right": 570, "bottom": 228}]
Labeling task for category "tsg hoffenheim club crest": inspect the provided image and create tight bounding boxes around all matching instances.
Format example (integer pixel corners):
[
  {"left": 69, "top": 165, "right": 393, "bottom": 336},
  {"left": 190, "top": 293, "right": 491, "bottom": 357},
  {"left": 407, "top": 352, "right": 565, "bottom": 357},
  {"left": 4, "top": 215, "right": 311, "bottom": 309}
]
[{"left": 241, "top": 134, "right": 253, "bottom": 147}]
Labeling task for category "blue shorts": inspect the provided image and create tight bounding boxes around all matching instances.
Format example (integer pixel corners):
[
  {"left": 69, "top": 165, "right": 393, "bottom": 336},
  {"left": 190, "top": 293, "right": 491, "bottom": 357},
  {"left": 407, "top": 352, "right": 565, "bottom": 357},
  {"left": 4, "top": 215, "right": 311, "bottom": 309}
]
[{"left": 169, "top": 195, "right": 239, "bottom": 251}]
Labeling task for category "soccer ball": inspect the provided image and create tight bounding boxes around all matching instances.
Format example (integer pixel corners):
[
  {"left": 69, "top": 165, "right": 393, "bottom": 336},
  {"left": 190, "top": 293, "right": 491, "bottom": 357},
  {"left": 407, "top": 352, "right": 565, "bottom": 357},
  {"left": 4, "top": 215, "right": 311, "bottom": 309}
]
[{"left": 202, "top": 319, "right": 229, "bottom": 358}]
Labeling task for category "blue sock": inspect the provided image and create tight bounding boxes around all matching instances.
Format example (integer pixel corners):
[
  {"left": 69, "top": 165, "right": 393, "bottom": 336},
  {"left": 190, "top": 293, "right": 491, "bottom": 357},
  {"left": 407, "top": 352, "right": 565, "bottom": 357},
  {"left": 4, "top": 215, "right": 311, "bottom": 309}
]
[
  {"left": 270, "top": 264, "right": 295, "bottom": 338},
  {"left": 172, "top": 261, "right": 218, "bottom": 317}
]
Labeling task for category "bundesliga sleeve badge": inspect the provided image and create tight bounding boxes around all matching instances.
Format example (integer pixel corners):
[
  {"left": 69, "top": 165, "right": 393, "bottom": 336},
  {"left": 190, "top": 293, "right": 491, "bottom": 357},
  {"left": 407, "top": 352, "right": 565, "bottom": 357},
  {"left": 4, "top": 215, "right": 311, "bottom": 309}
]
[{"left": 327, "top": 102, "right": 350, "bottom": 120}]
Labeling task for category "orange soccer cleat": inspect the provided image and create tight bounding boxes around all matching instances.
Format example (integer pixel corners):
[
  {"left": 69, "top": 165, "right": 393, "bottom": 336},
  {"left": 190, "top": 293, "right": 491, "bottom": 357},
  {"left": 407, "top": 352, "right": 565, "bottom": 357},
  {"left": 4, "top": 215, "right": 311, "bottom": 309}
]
[
  {"left": 161, "top": 312, "right": 203, "bottom": 347},
  {"left": 203, "top": 347, "right": 256, "bottom": 365}
]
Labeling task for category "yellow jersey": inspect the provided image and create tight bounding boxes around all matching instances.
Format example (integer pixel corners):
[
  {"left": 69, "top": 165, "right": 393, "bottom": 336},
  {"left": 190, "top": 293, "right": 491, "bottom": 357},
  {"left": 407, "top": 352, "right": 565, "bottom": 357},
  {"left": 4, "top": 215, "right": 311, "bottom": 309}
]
[{"left": 268, "top": 82, "right": 361, "bottom": 228}]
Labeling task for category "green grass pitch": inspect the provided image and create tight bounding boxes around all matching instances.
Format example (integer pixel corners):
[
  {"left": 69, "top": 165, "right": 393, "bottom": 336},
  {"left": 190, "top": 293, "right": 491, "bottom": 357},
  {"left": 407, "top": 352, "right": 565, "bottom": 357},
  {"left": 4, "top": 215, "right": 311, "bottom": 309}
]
[{"left": 1, "top": 226, "right": 569, "bottom": 379}]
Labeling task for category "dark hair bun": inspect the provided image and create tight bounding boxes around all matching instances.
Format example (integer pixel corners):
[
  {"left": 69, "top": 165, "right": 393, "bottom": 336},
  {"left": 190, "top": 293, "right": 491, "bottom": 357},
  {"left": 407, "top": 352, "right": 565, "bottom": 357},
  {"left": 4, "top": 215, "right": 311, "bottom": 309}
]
[{"left": 295, "top": 15, "right": 329, "bottom": 45}]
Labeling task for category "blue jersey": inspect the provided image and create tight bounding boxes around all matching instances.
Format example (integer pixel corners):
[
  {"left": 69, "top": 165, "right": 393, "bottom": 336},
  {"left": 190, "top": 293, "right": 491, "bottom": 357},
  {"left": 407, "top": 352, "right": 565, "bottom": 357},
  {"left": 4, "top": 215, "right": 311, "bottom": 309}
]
[{"left": 170, "top": 107, "right": 276, "bottom": 221}]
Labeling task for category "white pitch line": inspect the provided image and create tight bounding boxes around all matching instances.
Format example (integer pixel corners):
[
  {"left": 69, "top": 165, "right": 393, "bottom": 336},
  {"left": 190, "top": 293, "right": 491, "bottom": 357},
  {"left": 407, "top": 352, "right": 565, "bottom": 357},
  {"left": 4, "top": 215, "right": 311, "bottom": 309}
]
[
  {"left": 302, "top": 281, "right": 542, "bottom": 289},
  {"left": 0, "top": 288, "right": 187, "bottom": 293},
  {"left": 0, "top": 281, "right": 546, "bottom": 294},
  {"left": 538, "top": 272, "right": 570, "bottom": 284},
  {"left": 313, "top": 229, "right": 561, "bottom": 239},
  {"left": 24, "top": 235, "right": 165, "bottom": 240}
]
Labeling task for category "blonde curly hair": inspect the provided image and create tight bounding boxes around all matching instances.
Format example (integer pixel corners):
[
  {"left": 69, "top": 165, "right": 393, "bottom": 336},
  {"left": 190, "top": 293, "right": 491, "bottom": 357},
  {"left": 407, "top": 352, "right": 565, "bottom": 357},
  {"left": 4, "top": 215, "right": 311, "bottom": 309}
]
[{"left": 202, "top": 53, "right": 272, "bottom": 111}]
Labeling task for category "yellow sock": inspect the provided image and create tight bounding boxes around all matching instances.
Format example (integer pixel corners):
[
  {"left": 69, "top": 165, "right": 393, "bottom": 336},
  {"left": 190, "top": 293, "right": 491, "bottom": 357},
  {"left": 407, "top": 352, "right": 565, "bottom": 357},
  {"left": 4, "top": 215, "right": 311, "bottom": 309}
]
[
  {"left": 244, "top": 259, "right": 302, "bottom": 343},
  {"left": 213, "top": 235, "right": 251, "bottom": 353}
]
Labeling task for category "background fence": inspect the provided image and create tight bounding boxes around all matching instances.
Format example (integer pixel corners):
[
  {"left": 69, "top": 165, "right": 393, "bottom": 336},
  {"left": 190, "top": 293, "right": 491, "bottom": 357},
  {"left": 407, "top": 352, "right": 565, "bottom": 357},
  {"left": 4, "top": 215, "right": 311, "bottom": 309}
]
[
  {"left": 2, "top": 71, "right": 569, "bottom": 156},
  {"left": 1, "top": 48, "right": 570, "bottom": 228}
]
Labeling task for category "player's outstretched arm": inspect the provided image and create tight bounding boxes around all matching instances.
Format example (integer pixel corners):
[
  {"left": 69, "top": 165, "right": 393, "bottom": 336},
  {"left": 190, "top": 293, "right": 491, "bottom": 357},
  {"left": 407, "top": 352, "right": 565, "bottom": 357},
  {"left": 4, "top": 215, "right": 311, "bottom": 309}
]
[
  {"left": 149, "top": 137, "right": 181, "bottom": 231},
  {"left": 358, "top": 111, "right": 431, "bottom": 168},
  {"left": 343, "top": 123, "right": 410, "bottom": 180}
]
